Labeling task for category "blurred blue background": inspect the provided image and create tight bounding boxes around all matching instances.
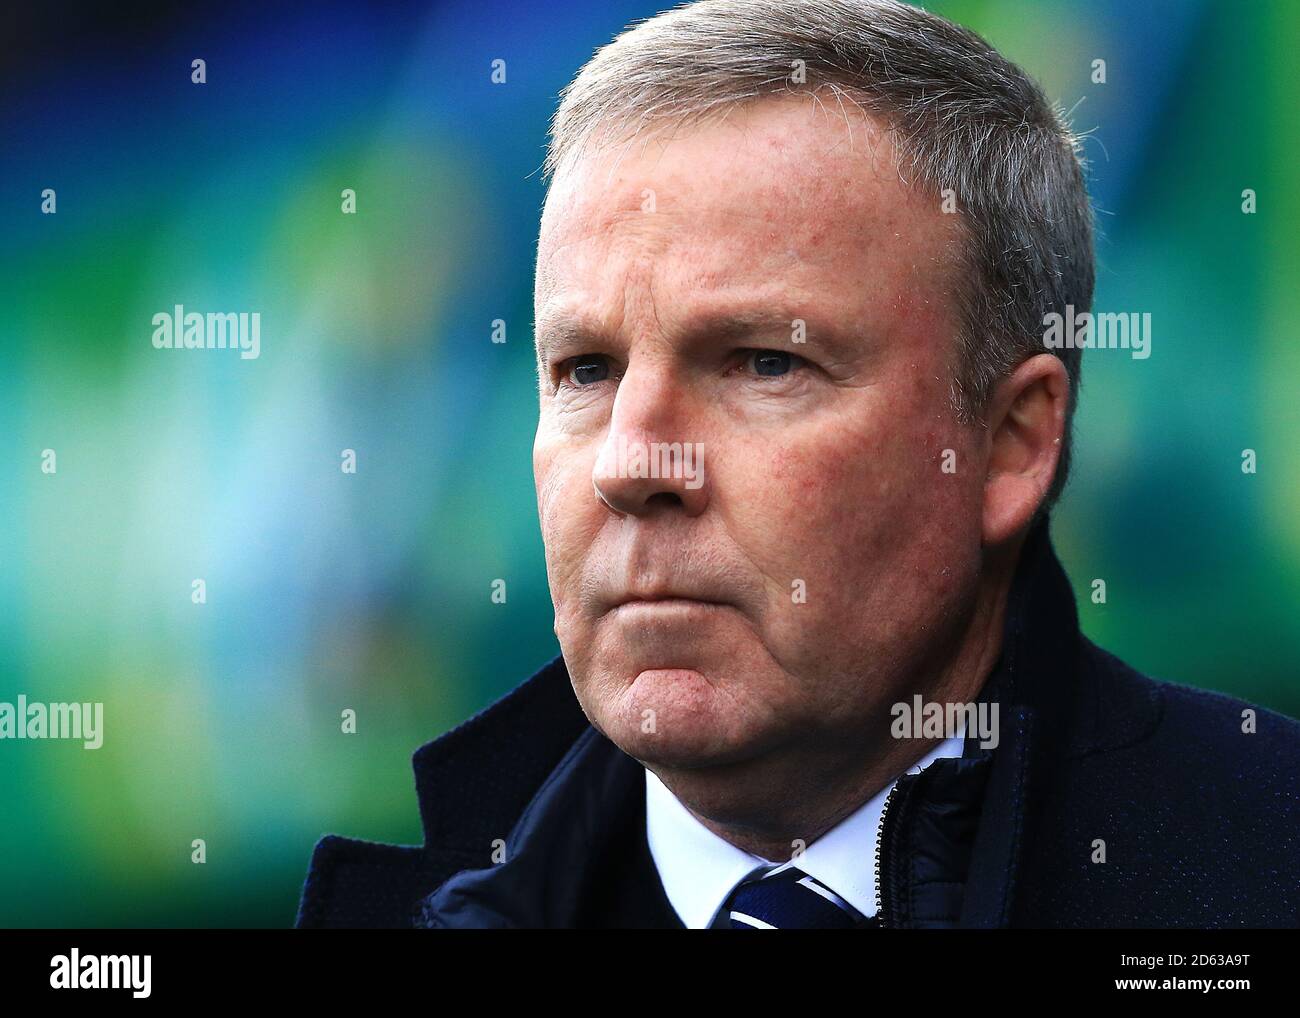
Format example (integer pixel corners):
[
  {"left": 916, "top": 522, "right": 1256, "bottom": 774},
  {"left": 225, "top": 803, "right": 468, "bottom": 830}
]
[{"left": 0, "top": 0, "right": 1296, "bottom": 925}]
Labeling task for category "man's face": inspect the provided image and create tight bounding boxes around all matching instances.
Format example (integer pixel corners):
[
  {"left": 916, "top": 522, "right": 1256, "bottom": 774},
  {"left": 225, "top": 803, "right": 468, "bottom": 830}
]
[{"left": 533, "top": 96, "right": 988, "bottom": 799}]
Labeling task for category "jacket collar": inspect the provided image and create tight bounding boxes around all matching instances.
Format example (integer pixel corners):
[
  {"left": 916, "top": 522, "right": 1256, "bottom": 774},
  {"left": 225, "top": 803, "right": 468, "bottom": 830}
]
[
  {"left": 410, "top": 654, "right": 590, "bottom": 874},
  {"left": 958, "top": 514, "right": 1162, "bottom": 925}
]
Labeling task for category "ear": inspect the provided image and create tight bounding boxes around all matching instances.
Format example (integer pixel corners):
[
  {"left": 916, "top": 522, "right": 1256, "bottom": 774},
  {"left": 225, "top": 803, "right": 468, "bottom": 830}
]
[{"left": 982, "top": 354, "right": 1070, "bottom": 546}]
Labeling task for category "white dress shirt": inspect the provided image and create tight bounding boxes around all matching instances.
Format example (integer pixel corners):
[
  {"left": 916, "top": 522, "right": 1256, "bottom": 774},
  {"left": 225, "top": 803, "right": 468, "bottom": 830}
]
[{"left": 644, "top": 731, "right": 966, "bottom": 928}]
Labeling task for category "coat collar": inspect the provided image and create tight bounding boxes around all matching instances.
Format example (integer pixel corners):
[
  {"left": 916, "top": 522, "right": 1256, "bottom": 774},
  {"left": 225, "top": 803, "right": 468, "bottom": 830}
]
[{"left": 958, "top": 515, "right": 1163, "bottom": 925}]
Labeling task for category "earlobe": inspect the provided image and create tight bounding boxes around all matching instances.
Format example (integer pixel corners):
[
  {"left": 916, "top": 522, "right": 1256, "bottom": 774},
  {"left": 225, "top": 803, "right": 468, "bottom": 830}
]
[{"left": 981, "top": 355, "right": 1069, "bottom": 546}]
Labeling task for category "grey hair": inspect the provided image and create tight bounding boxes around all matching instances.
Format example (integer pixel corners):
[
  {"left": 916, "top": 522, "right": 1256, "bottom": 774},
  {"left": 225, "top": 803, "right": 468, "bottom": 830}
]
[{"left": 543, "top": 0, "right": 1094, "bottom": 509}]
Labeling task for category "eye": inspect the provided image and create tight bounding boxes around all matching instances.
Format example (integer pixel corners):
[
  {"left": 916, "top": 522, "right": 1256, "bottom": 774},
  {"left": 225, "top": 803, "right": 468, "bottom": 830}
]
[
  {"left": 565, "top": 354, "right": 611, "bottom": 386},
  {"left": 746, "top": 349, "right": 803, "bottom": 377}
]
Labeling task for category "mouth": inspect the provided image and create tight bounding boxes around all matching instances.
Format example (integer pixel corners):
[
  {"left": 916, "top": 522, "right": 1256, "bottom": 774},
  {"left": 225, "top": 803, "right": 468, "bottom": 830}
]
[{"left": 606, "top": 594, "right": 733, "bottom": 616}]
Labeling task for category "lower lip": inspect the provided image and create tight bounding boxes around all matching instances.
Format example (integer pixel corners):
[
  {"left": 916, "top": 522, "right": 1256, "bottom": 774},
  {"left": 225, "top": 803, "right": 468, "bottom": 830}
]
[{"left": 633, "top": 667, "right": 708, "bottom": 686}]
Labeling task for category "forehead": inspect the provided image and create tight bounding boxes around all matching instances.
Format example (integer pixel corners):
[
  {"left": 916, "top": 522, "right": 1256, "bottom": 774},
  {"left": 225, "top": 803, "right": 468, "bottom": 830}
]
[{"left": 536, "top": 93, "right": 963, "bottom": 345}]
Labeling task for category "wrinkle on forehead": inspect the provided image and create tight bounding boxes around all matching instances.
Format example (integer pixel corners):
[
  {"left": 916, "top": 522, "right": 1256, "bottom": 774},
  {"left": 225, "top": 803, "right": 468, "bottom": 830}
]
[
  {"left": 535, "top": 92, "right": 964, "bottom": 358},
  {"left": 546, "top": 93, "right": 908, "bottom": 212}
]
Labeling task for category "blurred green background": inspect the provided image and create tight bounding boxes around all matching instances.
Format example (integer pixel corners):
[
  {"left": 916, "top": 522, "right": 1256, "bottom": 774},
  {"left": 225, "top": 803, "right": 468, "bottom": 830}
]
[{"left": 0, "top": 0, "right": 1296, "bottom": 926}]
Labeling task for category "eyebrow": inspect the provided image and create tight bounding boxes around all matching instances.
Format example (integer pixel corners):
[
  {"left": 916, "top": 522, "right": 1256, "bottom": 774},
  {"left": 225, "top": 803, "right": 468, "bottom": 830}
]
[
  {"left": 534, "top": 319, "right": 601, "bottom": 360},
  {"left": 535, "top": 308, "right": 865, "bottom": 362}
]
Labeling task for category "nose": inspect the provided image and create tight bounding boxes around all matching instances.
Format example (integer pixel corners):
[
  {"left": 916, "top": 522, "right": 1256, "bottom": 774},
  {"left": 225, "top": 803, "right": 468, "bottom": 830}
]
[{"left": 591, "top": 364, "right": 708, "bottom": 518}]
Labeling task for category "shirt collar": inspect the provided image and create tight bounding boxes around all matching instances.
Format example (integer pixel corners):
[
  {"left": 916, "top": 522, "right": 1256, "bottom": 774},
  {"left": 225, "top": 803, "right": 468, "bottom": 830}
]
[{"left": 644, "top": 731, "right": 966, "bottom": 928}]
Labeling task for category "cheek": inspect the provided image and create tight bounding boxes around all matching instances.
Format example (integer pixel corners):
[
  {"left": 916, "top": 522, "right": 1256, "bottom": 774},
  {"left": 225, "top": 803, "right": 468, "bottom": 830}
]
[
  {"left": 735, "top": 415, "right": 930, "bottom": 551},
  {"left": 723, "top": 407, "right": 979, "bottom": 625},
  {"left": 535, "top": 415, "right": 590, "bottom": 515},
  {"left": 532, "top": 445, "right": 563, "bottom": 545},
  {"left": 533, "top": 436, "right": 597, "bottom": 593}
]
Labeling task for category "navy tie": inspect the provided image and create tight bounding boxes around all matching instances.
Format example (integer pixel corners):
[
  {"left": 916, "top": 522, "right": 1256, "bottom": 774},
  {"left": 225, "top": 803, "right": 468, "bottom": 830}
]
[{"left": 722, "top": 862, "right": 879, "bottom": 929}]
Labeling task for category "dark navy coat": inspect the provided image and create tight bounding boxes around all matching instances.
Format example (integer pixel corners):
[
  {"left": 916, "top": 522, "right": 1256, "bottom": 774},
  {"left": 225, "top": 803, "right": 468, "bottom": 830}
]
[{"left": 296, "top": 519, "right": 1300, "bottom": 928}]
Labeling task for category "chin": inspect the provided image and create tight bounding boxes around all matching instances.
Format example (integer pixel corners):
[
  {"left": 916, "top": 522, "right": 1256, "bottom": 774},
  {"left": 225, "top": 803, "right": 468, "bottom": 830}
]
[
  {"left": 610, "top": 721, "right": 735, "bottom": 769},
  {"left": 580, "top": 664, "right": 771, "bottom": 769}
]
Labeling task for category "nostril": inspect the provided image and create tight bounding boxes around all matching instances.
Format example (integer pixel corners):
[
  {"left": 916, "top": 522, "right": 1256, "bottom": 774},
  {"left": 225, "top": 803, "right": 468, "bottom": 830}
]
[
  {"left": 646, "top": 492, "right": 683, "bottom": 509},
  {"left": 593, "top": 478, "right": 628, "bottom": 515}
]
